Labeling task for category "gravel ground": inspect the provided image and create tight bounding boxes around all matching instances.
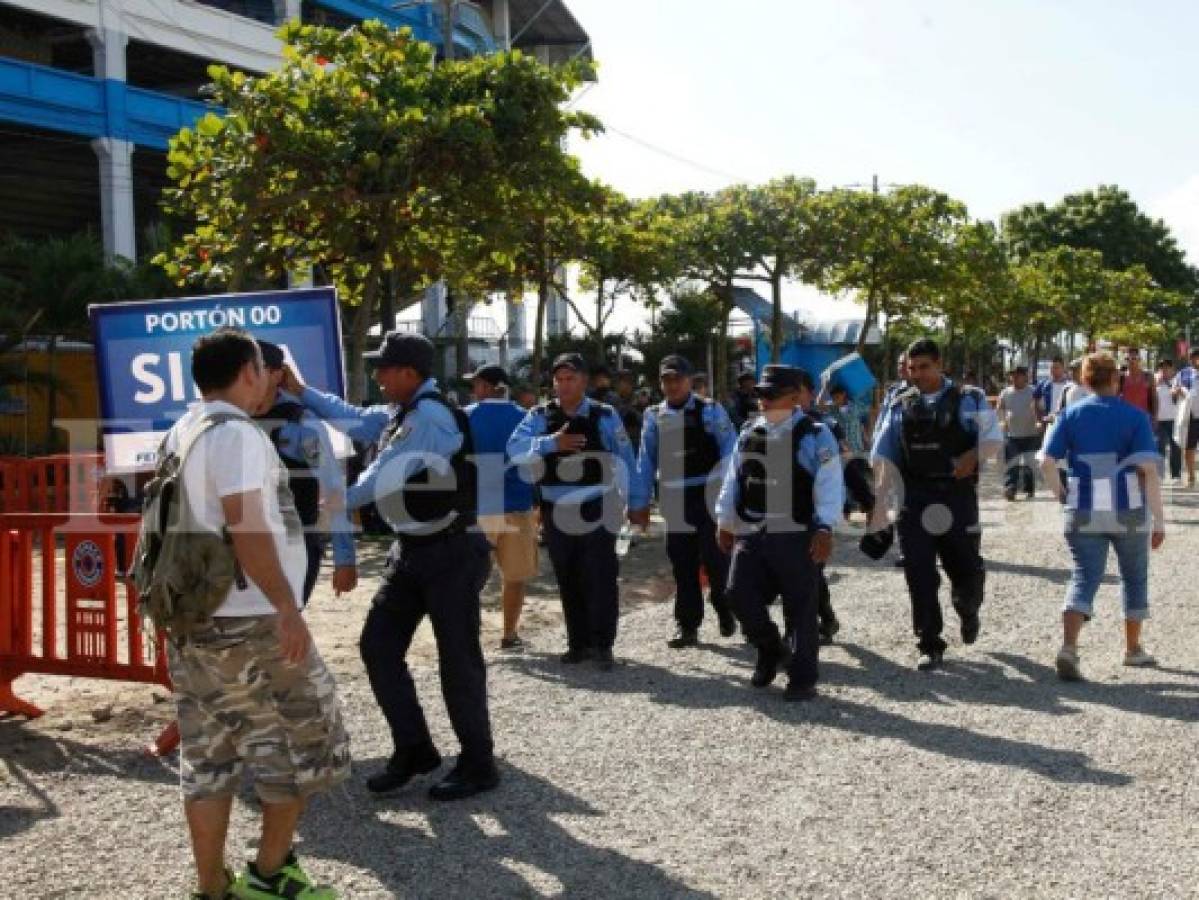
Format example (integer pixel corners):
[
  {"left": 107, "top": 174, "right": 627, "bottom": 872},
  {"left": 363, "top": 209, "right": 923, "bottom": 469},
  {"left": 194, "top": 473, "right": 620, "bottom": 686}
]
[{"left": 4, "top": 478, "right": 1199, "bottom": 898}]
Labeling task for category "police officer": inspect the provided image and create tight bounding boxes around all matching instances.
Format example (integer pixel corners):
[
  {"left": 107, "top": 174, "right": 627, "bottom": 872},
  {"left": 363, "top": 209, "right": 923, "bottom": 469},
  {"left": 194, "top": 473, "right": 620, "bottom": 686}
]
[
  {"left": 508, "top": 353, "right": 637, "bottom": 671},
  {"left": 797, "top": 370, "right": 843, "bottom": 644},
  {"left": 715, "top": 365, "right": 844, "bottom": 702},
  {"left": 253, "top": 340, "right": 357, "bottom": 605},
  {"left": 628, "top": 354, "right": 738, "bottom": 647},
  {"left": 282, "top": 332, "right": 498, "bottom": 801},
  {"left": 868, "top": 338, "right": 1001, "bottom": 671}
]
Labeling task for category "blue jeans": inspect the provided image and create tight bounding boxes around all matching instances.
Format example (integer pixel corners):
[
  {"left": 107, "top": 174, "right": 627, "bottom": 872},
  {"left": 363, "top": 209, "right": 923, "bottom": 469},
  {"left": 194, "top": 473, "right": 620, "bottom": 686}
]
[{"left": 1062, "top": 510, "right": 1150, "bottom": 621}]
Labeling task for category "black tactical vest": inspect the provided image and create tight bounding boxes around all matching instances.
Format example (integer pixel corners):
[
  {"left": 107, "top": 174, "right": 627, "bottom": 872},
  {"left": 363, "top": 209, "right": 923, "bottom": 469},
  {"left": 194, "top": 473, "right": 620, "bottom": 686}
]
[
  {"left": 538, "top": 401, "right": 613, "bottom": 489},
  {"left": 376, "top": 392, "right": 477, "bottom": 537},
  {"left": 735, "top": 416, "right": 817, "bottom": 525},
  {"left": 260, "top": 399, "right": 320, "bottom": 528},
  {"left": 656, "top": 398, "right": 722, "bottom": 482},
  {"left": 898, "top": 385, "right": 979, "bottom": 485}
]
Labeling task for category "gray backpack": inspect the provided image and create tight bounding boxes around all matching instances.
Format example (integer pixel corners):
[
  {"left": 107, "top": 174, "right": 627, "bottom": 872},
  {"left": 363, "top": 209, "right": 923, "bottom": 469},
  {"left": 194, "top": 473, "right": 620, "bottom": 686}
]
[{"left": 132, "top": 412, "right": 243, "bottom": 640}]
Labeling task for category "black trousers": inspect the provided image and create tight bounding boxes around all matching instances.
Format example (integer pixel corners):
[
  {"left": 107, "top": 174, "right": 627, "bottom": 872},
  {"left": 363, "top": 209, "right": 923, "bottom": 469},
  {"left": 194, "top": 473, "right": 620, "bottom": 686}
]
[
  {"left": 1157, "top": 420, "right": 1182, "bottom": 479},
  {"left": 728, "top": 530, "right": 819, "bottom": 689},
  {"left": 301, "top": 532, "right": 327, "bottom": 607},
  {"left": 542, "top": 497, "right": 620, "bottom": 652},
  {"left": 662, "top": 486, "right": 730, "bottom": 631},
  {"left": 359, "top": 531, "right": 493, "bottom": 762},
  {"left": 1003, "top": 435, "right": 1040, "bottom": 494},
  {"left": 896, "top": 485, "right": 985, "bottom": 656}
]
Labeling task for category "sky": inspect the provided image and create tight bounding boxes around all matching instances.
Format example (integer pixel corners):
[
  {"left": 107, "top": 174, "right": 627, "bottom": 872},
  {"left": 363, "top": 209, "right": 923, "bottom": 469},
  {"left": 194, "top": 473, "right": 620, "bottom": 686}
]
[{"left": 552, "top": 0, "right": 1199, "bottom": 329}]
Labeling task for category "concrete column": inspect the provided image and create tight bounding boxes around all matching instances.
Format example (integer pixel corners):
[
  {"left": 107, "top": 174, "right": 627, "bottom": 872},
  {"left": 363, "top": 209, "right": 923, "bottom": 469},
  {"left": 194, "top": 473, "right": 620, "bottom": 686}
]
[
  {"left": 92, "top": 138, "right": 137, "bottom": 262},
  {"left": 274, "top": 0, "right": 303, "bottom": 24},
  {"left": 506, "top": 294, "right": 526, "bottom": 352},
  {"left": 422, "top": 283, "right": 447, "bottom": 337},
  {"left": 493, "top": 0, "right": 511, "bottom": 49},
  {"left": 87, "top": 26, "right": 127, "bottom": 81}
]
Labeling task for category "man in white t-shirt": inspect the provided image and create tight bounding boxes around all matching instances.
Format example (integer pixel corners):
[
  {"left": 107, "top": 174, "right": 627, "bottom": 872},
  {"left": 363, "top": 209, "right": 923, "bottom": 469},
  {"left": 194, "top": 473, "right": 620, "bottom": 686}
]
[
  {"left": 1156, "top": 359, "right": 1182, "bottom": 480},
  {"left": 163, "top": 328, "right": 348, "bottom": 900}
]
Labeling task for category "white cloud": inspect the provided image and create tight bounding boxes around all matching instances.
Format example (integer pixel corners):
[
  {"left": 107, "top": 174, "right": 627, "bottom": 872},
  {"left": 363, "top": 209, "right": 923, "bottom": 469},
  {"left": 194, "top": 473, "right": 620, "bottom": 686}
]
[{"left": 1152, "top": 175, "right": 1199, "bottom": 267}]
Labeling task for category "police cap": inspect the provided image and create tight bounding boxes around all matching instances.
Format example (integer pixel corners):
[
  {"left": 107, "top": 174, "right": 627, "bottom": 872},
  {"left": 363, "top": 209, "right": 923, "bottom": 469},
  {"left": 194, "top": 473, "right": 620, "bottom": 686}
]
[{"left": 364, "top": 331, "right": 435, "bottom": 375}]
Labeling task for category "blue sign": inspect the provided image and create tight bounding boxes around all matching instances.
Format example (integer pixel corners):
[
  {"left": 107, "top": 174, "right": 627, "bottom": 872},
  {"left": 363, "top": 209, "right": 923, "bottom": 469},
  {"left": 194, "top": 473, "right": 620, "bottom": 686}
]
[{"left": 89, "top": 288, "right": 345, "bottom": 471}]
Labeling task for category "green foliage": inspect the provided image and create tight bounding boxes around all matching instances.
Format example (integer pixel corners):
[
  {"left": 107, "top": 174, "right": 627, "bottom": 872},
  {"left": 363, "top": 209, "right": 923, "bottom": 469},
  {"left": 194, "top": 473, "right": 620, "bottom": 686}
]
[{"left": 157, "top": 21, "right": 599, "bottom": 398}]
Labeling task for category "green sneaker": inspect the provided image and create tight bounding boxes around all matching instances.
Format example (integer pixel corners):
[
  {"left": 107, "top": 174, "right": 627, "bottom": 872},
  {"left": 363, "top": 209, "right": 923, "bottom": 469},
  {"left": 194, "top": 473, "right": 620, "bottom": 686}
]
[
  {"left": 230, "top": 852, "right": 336, "bottom": 899},
  {"left": 190, "top": 867, "right": 235, "bottom": 899}
]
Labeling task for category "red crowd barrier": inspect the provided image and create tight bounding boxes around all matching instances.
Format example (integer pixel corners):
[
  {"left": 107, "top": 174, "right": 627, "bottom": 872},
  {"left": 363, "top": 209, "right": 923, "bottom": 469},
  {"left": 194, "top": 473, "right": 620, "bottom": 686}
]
[
  {"left": 0, "top": 454, "right": 105, "bottom": 515},
  {"left": 0, "top": 512, "right": 177, "bottom": 755}
]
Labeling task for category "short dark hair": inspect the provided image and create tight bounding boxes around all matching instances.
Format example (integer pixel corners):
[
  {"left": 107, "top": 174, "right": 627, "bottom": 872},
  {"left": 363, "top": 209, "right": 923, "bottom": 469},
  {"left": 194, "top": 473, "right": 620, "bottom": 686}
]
[
  {"left": 1051, "top": 355, "right": 1065, "bottom": 365},
  {"left": 1158, "top": 360, "right": 1174, "bottom": 371},
  {"left": 906, "top": 338, "right": 941, "bottom": 362},
  {"left": 1012, "top": 366, "right": 1029, "bottom": 376},
  {"left": 830, "top": 383, "right": 848, "bottom": 396},
  {"left": 192, "top": 327, "right": 261, "bottom": 393},
  {"left": 1190, "top": 348, "right": 1199, "bottom": 359}
]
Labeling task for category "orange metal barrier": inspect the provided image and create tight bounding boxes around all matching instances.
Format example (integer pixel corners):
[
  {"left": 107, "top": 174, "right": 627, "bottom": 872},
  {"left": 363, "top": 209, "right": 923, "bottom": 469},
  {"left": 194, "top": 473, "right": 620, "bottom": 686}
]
[
  {"left": 0, "top": 512, "right": 177, "bottom": 754},
  {"left": 0, "top": 454, "right": 105, "bottom": 514}
]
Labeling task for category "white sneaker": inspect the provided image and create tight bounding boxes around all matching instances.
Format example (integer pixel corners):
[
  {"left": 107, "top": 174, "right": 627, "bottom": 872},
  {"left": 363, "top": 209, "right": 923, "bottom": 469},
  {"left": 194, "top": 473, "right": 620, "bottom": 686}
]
[
  {"left": 1123, "top": 647, "right": 1157, "bottom": 667},
  {"left": 1056, "top": 645, "right": 1083, "bottom": 681}
]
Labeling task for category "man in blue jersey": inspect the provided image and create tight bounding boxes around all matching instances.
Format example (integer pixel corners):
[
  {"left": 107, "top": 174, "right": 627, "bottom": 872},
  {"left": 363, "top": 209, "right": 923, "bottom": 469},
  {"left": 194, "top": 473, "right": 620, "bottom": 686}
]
[{"left": 465, "top": 364, "right": 538, "bottom": 651}]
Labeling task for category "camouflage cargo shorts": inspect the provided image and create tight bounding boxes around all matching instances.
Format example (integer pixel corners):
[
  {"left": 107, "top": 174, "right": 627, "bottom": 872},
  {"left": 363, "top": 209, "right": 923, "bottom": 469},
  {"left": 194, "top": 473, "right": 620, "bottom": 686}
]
[{"left": 166, "top": 616, "right": 351, "bottom": 805}]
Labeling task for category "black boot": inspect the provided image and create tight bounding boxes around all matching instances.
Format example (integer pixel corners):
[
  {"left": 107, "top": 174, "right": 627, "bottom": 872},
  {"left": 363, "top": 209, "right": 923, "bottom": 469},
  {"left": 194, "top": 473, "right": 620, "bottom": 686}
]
[
  {"left": 429, "top": 755, "right": 500, "bottom": 801},
  {"left": 667, "top": 627, "right": 699, "bottom": 649},
  {"left": 366, "top": 742, "right": 442, "bottom": 796},
  {"left": 751, "top": 639, "right": 783, "bottom": 688}
]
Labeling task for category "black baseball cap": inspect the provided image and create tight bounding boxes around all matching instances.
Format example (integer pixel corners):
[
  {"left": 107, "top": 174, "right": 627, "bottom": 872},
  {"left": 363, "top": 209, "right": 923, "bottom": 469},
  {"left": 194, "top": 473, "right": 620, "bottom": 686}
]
[
  {"left": 659, "top": 354, "right": 694, "bottom": 377},
  {"left": 363, "top": 331, "right": 434, "bottom": 374},
  {"left": 736, "top": 371, "right": 757, "bottom": 384},
  {"left": 466, "top": 364, "right": 509, "bottom": 386},
  {"left": 551, "top": 352, "right": 587, "bottom": 374},
  {"left": 754, "top": 364, "right": 808, "bottom": 397},
  {"left": 256, "top": 339, "right": 285, "bottom": 370}
]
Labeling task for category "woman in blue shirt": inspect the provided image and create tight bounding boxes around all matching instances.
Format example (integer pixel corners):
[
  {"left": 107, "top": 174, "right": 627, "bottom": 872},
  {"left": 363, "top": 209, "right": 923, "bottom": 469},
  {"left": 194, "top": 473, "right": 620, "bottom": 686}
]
[{"left": 1038, "top": 353, "right": 1166, "bottom": 681}]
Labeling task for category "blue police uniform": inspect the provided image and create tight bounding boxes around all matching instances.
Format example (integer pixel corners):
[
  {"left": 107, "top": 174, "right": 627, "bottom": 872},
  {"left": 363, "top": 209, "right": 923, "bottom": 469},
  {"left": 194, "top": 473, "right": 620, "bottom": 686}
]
[
  {"left": 871, "top": 376, "right": 1002, "bottom": 662},
  {"left": 302, "top": 378, "right": 495, "bottom": 777},
  {"left": 715, "top": 408, "right": 844, "bottom": 693},
  {"left": 508, "top": 395, "right": 636, "bottom": 661},
  {"left": 630, "top": 393, "right": 738, "bottom": 638},
  {"left": 256, "top": 389, "right": 356, "bottom": 605}
]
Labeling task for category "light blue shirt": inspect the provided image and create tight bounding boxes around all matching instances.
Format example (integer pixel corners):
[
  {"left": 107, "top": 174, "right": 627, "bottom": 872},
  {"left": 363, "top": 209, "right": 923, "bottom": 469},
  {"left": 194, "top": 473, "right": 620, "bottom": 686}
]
[
  {"left": 870, "top": 377, "right": 1002, "bottom": 468},
  {"left": 630, "top": 393, "right": 737, "bottom": 511},
  {"left": 714, "top": 409, "right": 845, "bottom": 531},
  {"left": 302, "top": 379, "right": 464, "bottom": 535},
  {"left": 507, "top": 396, "right": 636, "bottom": 506},
  {"left": 265, "top": 389, "right": 355, "bottom": 567}
]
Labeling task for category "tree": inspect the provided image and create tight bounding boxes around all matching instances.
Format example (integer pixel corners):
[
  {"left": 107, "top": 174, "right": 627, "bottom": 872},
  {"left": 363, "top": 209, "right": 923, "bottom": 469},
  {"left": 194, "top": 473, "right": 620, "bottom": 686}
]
[
  {"left": 812, "top": 185, "right": 968, "bottom": 356},
  {"left": 648, "top": 188, "right": 761, "bottom": 398},
  {"left": 1002, "top": 185, "right": 1197, "bottom": 293},
  {"left": 741, "top": 177, "right": 822, "bottom": 361},
  {"left": 158, "top": 21, "right": 598, "bottom": 400}
]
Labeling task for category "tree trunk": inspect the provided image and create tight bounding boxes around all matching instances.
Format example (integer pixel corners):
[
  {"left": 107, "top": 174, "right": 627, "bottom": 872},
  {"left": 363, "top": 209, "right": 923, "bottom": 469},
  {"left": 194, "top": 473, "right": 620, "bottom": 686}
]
[
  {"left": 770, "top": 268, "right": 784, "bottom": 363},
  {"left": 447, "top": 286, "right": 472, "bottom": 381},
  {"left": 345, "top": 276, "right": 379, "bottom": 404},
  {"left": 594, "top": 281, "right": 606, "bottom": 364},
  {"left": 532, "top": 266, "right": 549, "bottom": 392}
]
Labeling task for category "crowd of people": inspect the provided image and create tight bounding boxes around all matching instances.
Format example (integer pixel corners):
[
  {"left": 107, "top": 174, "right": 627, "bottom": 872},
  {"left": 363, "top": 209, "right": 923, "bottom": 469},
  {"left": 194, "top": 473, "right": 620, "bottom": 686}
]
[{"left": 149, "top": 326, "right": 1183, "bottom": 900}]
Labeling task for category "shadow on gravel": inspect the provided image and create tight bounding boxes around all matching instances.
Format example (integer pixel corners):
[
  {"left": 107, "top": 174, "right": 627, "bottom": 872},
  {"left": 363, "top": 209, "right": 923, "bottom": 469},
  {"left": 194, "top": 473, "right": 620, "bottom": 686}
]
[
  {"left": 990, "top": 652, "right": 1199, "bottom": 725},
  {"left": 297, "top": 759, "right": 715, "bottom": 899},
  {"left": 506, "top": 653, "right": 1130, "bottom": 788},
  {"left": 0, "top": 719, "right": 176, "bottom": 838}
]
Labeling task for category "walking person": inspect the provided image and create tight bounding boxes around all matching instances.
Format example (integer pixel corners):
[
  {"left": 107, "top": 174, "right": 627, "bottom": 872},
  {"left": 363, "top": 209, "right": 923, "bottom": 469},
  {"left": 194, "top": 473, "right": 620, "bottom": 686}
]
[
  {"left": 1038, "top": 353, "right": 1166, "bottom": 681},
  {"left": 159, "top": 329, "right": 349, "bottom": 900},
  {"left": 822, "top": 382, "right": 876, "bottom": 518},
  {"left": 1118, "top": 348, "right": 1157, "bottom": 422},
  {"left": 1155, "top": 360, "right": 1182, "bottom": 481},
  {"left": 284, "top": 332, "right": 498, "bottom": 801},
  {"left": 508, "top": 353, "right": 637, "bottom": 671},
  {"left": 867, "top": 339, "right": 1002, "bottom": 671},
  {"left": 628, "top": 354, "right": 738, "bottom": 648},
  {"left": 253, "top": 340, "right": 357, "bottom": 605},
  {"left": 1171, "top": 348, "right": 1199, "bottom": 486},
  {"left": 1035, "top": 356, "right": 1073, "bottom": 425},
  {"left": 464, "top": 364, "right": 539, "bottom": 650},
  {"left": 715, "top": 365, "right": 843, "bottom": 701},
  {"left": 996, "top": 366, "right": 1040, "bottom": 501}
]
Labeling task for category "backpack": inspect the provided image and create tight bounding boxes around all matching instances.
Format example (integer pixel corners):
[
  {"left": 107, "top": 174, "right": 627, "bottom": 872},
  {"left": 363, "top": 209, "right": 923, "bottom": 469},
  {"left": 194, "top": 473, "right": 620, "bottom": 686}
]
[{"left": 132, "top": 412, "right": 244, "bottom": 640}]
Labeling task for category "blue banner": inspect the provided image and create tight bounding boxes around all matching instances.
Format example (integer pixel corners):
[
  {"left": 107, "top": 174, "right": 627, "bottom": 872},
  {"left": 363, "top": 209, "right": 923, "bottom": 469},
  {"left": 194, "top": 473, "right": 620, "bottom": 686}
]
[{"left": 89, "top": 288, "right": 345, "bottom": 471}]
